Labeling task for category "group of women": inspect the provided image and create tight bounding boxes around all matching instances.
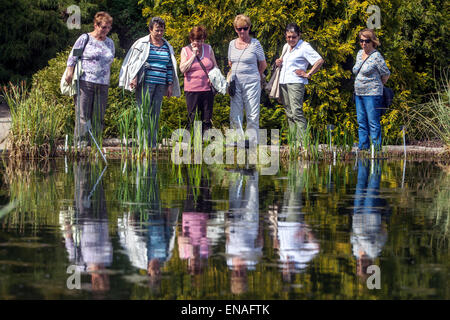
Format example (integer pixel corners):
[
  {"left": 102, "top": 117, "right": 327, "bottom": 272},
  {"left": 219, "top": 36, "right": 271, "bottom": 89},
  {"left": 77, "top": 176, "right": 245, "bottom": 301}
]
[{"left": 66, "top": 12, "right": 390, "bottom": 151}]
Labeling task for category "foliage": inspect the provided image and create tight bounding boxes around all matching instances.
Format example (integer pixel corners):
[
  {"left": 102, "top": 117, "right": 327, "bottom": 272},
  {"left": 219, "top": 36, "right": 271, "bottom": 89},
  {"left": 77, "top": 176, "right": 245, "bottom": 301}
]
[
  {"left": 0, "top": 0, "right": 110, "bottom": 84},
  {"left": 0, "top": 0, "right": 147, "bottom": 84},
  {"left": 402, "top": 69, "right": 450, "bottom": 148},
  {"left": 1, "top": 82, "right": 66, "bottom": 159}
]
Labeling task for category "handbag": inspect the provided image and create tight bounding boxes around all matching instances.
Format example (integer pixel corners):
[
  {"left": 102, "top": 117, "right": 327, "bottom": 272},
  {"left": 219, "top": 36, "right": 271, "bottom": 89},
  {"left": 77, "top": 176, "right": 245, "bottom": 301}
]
[
  {"left": 227, "top": 70, "right": 236, "bottom": 97},
  {"left": 380, "top": 85, "right": 394, "bottom": 115},
  {"left": 208, "top": 67, "right": 227, "bottom": 95},
  {"left": 60, "top": 34, "right": 89, "bottom": 96},
  {"left": 265, "top": 44, "right": 289, "bottom": 99},
  {"left": 195, "top": 55, "right": 224, "bottom": 95}
]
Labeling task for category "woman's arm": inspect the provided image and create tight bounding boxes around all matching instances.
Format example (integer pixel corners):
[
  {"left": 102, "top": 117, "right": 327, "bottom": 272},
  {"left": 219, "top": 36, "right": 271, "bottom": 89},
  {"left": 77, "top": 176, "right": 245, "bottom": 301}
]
[
  {"left": 179, "top": 47, "right": 197, "bottom": 74},
  {"left": 258, "top": 60, "right": 267, "bottom": 74},
  {"left": 376, "top": 54, "right": 391, "bottom": 85},
  {"left": 306, "top": 58, "right": 324, "bottom": 78},
  {"left": 65, "top": 66, "right": 75, "bottom": 84},
  {"left": 296, "top": 58, "right": 325, "bottom": 78}
]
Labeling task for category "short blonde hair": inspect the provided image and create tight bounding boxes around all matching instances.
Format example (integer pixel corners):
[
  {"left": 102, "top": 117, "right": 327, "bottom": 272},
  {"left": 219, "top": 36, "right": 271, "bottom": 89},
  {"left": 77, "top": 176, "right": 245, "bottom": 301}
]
[
  {"left": 93, "top": 11, "right": 113, "bottom": 26},
  {"left": 359, "top": 28, "right": 380, "bottom": 47},
  {"left": 233, "top": 14, "right": 251, "bottom": 28}
]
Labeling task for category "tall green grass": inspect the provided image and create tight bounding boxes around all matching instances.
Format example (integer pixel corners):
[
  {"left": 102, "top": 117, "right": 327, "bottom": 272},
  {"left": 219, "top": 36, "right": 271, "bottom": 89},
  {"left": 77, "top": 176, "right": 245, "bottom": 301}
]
[
  {"left": 117, "top": 89, "right": 160, "bottom": 159},
  {"left": 404, "top": 70, "right": 450, "bottom": 150},
  {"left": 1, "top": 82, "right": 65, "bottom": 159}
]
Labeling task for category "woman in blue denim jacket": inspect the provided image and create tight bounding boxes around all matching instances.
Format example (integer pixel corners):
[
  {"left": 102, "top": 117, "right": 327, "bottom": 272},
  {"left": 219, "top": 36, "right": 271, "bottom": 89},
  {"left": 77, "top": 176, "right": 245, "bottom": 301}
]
[{"left": 353, "top": 29, "right": 390, "bottom": 150}]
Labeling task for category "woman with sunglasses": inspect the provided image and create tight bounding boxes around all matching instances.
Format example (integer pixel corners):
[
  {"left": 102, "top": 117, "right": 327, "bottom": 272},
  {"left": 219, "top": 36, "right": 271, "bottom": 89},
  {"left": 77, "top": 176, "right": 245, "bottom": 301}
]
[
  {"left": 228, "top": 14, "right": 267, "bottom": 148},
  {"left": 180, "top": 26, "right": 219, "bottom": 133},
  {"left": 275, "top": 23, "right": 324, "bottom": 144},
  {"left": 353, "top": 29, "right": 390, "bottom": 151},
  {"left": 65, "top": 12, "right": 115, "bottom": 147}
]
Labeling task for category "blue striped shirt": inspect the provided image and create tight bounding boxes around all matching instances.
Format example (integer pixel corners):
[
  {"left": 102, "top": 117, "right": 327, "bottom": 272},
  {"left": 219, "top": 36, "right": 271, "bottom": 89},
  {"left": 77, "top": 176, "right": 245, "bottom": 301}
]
[{"left": 145, "top": 43, "right": 173, "bottom": 85}]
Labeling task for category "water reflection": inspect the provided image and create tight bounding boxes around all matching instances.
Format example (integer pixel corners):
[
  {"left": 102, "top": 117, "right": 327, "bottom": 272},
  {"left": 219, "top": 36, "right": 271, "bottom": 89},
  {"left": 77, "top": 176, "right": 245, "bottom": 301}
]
[
  {"left": 351, "top": 160, "right": 389, "bottom": 280},
  {"left": 1, "top": 159, "right": 448, "bottom": 299},
  {"left": 178, "top": 167, "right": 211, "bottom": 275},
  {"left": 60, "top": 161, "right": 112, "bottom": 293},
  {"left": 117, "top": 161, "right": 179, "bottom": 287},
  {"left": 226, "top": 169, "right": 262, "bottom": 294},
  {"left": 270, "top": 162, "right": 319, "bottom": 282}
]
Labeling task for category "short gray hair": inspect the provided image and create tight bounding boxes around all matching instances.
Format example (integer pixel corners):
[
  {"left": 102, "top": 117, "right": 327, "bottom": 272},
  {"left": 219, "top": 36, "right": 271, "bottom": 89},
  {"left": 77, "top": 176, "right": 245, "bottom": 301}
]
[{"left": 149, "top": 17, "right": 165, "bottom": 30}]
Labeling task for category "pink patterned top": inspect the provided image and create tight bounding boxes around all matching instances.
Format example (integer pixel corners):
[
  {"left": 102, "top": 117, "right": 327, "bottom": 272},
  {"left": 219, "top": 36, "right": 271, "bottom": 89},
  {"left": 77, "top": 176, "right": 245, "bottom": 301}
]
[{"left": 181, "top": 44, "right": 214, "bottom": 92}]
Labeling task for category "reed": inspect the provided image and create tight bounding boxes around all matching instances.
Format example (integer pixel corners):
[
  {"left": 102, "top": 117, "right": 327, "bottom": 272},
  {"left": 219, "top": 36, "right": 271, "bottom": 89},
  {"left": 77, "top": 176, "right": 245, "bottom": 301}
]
[
  {"left": 404, "top": 70, "right": 450, "bottom": 150},
  {"left": 1, "top": 82, "right": 65, "bottom": 159}
]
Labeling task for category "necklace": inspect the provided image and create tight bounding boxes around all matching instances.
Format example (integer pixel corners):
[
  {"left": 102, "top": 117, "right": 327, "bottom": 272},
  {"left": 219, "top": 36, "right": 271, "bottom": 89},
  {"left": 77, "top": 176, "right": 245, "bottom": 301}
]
[{"left": 236, "top": 38, "right": 250, "bottom": 49}]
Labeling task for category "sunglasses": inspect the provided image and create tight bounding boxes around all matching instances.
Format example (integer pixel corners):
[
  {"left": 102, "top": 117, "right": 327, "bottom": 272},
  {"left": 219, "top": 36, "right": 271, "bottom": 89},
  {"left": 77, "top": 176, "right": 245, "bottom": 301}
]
[
  {"left": 97, "top": 25, "right": 112, "bottom": 30},
  {"left": 236, "top": 26, "right": 249, "bottom": 31},
  {"left": 359, "top": 39, "right": 372, "bottom": 44}
]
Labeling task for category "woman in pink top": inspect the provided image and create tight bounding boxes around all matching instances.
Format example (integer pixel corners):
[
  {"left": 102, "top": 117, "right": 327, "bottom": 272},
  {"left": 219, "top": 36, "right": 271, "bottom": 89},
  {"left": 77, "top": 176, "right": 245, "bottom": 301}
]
[{"left": 180, "top": 26, "right": 218, "bottom": 133}]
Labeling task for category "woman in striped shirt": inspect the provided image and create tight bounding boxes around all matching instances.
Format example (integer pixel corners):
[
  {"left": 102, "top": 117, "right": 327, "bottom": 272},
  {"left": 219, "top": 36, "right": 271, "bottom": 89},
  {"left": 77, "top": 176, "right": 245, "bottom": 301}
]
[
  {"left": 228, "top": 14, "right": 267, "bottom": 148},
  {"left": 120, "top": 17, "right": 181, "bottom": 149}
]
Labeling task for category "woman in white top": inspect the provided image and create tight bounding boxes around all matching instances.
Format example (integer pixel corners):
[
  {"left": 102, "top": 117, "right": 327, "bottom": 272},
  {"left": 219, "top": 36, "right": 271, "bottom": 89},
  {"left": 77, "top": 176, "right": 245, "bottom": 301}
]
[
  {"left": 275, "top": 23, "right": 324, "bottom": 143},
  {"left": 228, "top": 14, "right": 267, "bottom": 148}
]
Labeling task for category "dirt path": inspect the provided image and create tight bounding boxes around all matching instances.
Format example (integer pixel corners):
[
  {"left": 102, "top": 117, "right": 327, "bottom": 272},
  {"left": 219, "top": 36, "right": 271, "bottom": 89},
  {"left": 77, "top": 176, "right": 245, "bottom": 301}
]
[{"left": 0, "top": 102, "right": 11, "bottom": 151}]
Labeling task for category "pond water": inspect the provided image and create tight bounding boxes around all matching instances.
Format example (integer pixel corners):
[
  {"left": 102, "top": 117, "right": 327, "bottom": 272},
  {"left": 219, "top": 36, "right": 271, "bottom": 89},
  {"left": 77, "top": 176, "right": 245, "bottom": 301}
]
[{"left": 0, "top": 159, "right": 448, "bottom": 300}]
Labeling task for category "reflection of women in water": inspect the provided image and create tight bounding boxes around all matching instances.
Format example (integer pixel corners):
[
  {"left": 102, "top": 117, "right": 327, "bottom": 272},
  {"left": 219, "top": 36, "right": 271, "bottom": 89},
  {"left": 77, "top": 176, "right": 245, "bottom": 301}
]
[
  {"left": 225, "top": 169, "right": 262, "bottom": 294},
  {"left": 269, "top": 162, "right": 319, "bottom": 282},
  {"left": 60, "top": 161, "right": 112, "bottom": 293},
  {"left": 178, "top": 168, "right": 211, "bottom": 275},
  {"left": 117, "top": 161, "right": 178, "bottom": 286},
  {"left": 351, "top": 160, "right": 389, "bottom": 279}
]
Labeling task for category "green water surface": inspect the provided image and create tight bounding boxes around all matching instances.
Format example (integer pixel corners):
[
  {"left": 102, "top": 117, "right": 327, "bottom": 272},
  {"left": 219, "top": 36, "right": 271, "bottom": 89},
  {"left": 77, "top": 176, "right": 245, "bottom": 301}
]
[{"left": 0, "top": 159, "right": 448, "bottom": 299}]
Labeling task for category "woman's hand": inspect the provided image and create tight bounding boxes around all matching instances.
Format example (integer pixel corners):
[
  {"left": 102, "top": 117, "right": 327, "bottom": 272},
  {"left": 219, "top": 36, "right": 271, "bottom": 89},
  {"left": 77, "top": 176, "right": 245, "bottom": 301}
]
[
  {"left": 295, "top": 69, "right": 310, "bottom": 79},
  {"left": 275, "top": 58, "right": 283, "bottom": 67},
  {"left": 130, "top": 77, "right": 137, "bottom": 90},
  {"left": 167, "top": 84, "right": 173, "bottom": 97},
  {"left": 65, "top": 67, "right": 74, "bottom": 84}
]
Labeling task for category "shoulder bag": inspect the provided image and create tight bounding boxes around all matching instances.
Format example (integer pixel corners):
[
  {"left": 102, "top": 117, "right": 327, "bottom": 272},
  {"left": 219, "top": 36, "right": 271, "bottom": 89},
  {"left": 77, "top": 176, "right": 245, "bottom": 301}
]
[{"left": 265, "top": 44, "right": 289, "bottom": 99}]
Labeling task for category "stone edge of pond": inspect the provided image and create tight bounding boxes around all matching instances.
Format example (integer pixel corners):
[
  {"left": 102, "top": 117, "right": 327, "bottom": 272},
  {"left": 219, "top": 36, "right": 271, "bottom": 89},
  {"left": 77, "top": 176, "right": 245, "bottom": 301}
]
[{"left": 1, "top": 140, "right": 447, "bottom": 163}]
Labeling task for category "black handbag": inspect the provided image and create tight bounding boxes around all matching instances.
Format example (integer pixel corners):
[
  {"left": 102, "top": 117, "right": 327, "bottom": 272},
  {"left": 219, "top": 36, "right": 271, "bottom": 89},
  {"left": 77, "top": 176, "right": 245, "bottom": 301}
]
[{"left": 228, "top": 77, "right": 236, "bottom": 97}]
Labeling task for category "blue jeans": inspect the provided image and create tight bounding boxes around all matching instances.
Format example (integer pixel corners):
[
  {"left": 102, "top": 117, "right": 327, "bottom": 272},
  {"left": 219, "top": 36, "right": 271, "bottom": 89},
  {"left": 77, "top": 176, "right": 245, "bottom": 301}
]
[{"left": 355, "top": 95, "right": 383, "bottom": 150}]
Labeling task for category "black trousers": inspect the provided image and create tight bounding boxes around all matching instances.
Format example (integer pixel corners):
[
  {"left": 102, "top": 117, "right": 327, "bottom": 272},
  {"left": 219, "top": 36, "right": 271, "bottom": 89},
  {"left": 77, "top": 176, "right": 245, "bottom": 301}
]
[{"left": 185, "top": 90, "right": 214, "bottom": 133}]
